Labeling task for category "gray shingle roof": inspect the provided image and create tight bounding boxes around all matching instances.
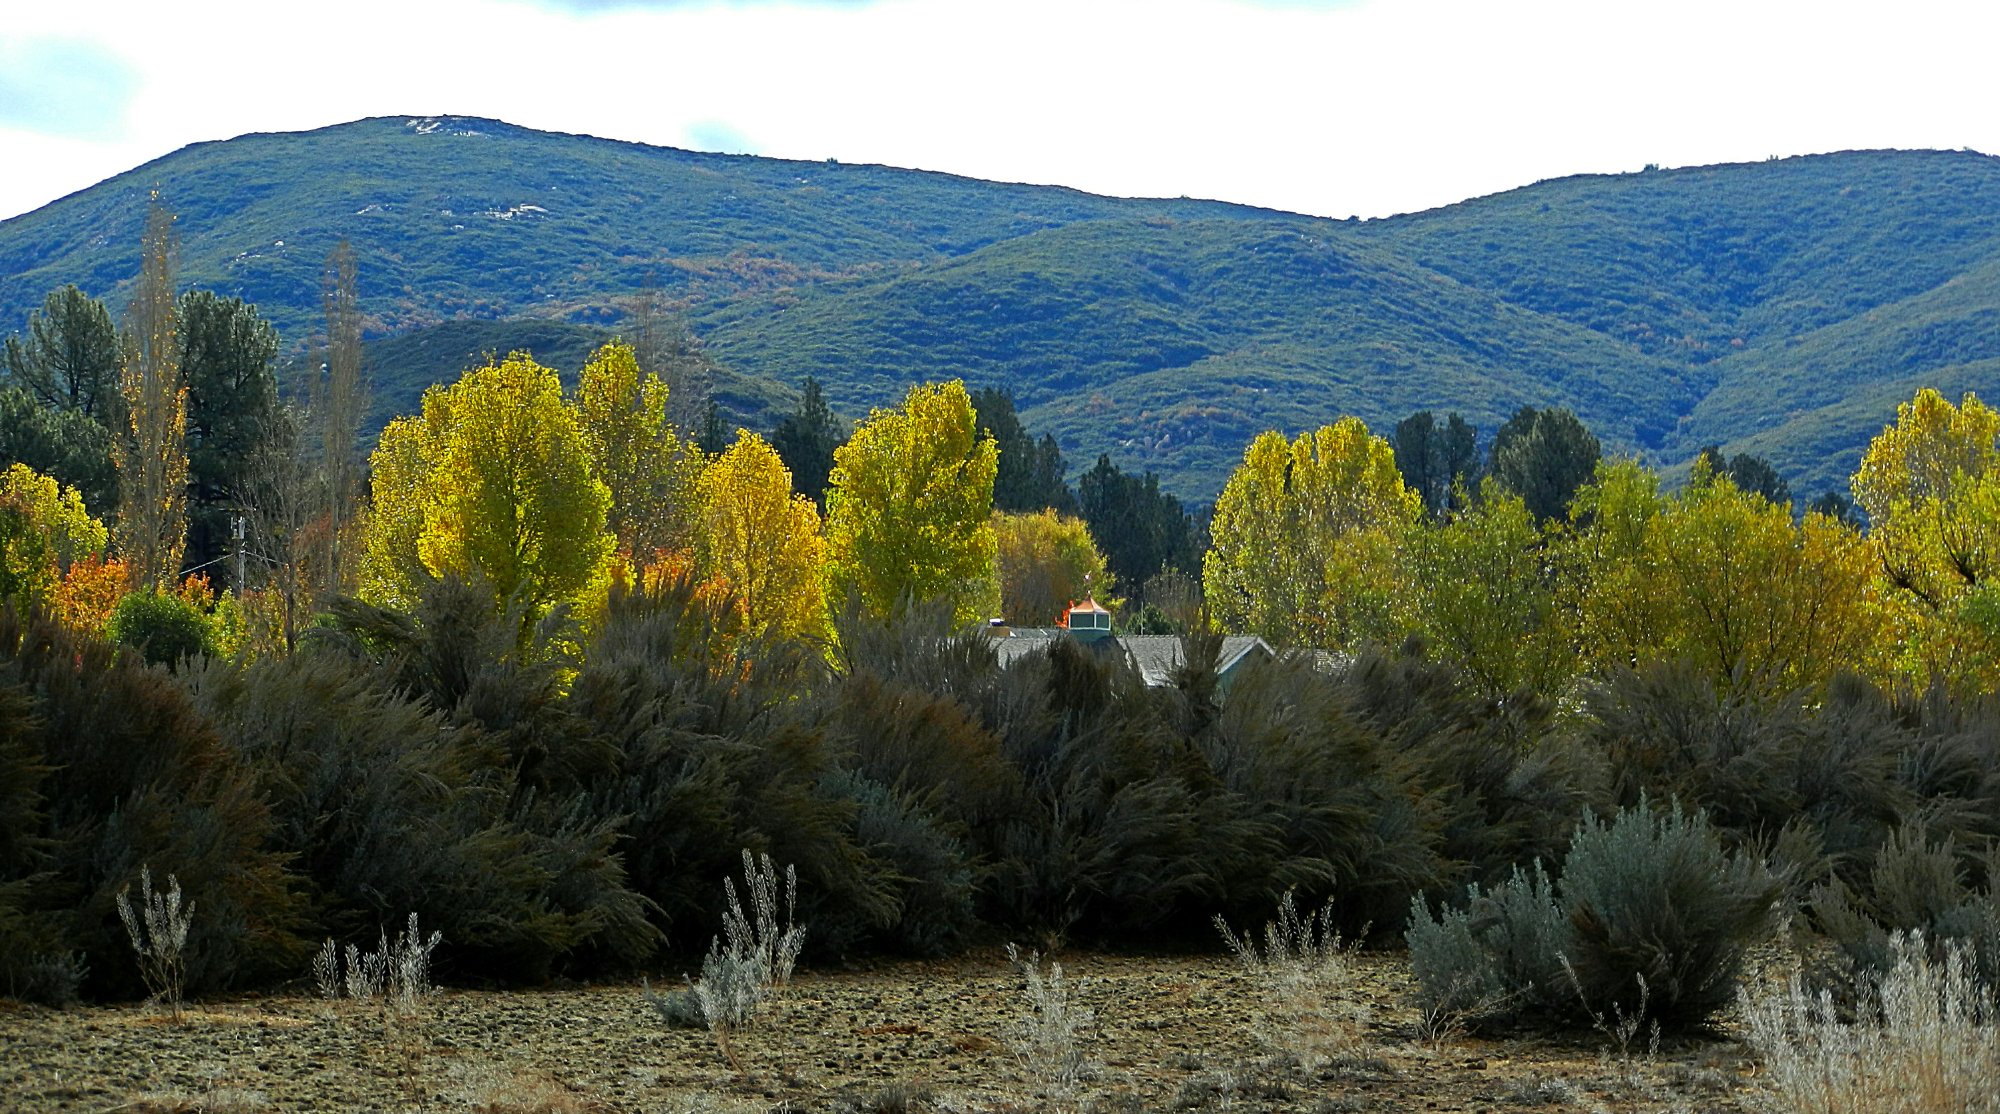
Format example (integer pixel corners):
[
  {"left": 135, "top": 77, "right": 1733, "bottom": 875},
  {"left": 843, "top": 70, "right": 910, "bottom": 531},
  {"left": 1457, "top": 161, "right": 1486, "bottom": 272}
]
[{"left": 989, "top": 631, "right": 1274, "bottom": 686}]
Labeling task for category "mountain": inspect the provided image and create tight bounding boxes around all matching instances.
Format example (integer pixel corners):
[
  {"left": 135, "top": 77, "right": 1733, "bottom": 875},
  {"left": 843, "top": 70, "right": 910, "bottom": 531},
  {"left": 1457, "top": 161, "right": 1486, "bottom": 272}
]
[{"left": 4, "top": 115, "right": 1999, "bottom": 502}]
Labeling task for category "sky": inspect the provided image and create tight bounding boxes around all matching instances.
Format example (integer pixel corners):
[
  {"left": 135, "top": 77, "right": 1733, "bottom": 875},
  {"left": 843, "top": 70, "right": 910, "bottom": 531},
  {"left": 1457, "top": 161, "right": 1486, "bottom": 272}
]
[{"left": 2, "top": 0, "right": 1998, "bottom": 224}]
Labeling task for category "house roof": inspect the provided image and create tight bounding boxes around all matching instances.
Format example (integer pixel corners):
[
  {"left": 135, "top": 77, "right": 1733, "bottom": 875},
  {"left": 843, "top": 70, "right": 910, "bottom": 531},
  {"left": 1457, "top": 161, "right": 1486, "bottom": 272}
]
[{"left": 992, "top": 630, "right": 1274, "bottom": 686}]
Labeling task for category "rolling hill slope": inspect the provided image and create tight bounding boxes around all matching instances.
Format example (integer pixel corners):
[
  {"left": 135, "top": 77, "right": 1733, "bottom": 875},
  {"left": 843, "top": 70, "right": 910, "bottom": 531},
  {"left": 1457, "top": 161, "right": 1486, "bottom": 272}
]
[{"left": 4, "top": 117, "right": 2000, "bottom": 502}]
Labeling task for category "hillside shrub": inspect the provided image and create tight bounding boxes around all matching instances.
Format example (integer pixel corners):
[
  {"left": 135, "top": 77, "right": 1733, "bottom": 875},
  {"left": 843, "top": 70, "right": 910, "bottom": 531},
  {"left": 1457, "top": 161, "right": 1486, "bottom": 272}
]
[
  {"left": 819, "top": 771, "right": 977, "bottom": 956},
  {"left": 1406, "top": 799, "right": 1779, "bottom": 1030},
  {"left": 1810, "top": 827, "right": 2000, "bottom": 996},
  {"left": 985, "top": 637, "right": 1268, "bottom": 943},
  {"left": 1327, "top": 641, "right": 1604, "bottom": 905},
  {"left": 569, "top": 574, "right": 893, "bottom": 958}
]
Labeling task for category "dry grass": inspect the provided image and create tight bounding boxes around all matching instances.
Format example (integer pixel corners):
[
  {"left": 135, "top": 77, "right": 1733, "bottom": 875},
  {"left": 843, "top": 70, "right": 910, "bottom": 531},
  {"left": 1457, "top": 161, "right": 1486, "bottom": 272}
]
[
  {"left": 104, "top": 1087, "right": 269, "bottom": 1113},
  {"left": 1215, "top": 892, "right": 1369, "bottom": 1072},
  {"left": 1740, "top": 931, "right": 2000, "bottom": 1114}
]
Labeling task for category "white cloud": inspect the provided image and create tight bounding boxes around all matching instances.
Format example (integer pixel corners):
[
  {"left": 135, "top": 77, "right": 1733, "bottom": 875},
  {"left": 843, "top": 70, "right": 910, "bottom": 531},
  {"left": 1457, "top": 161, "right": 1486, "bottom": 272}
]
[{"left": 1, "top": 0, "right": 1997, "bottom": 224}]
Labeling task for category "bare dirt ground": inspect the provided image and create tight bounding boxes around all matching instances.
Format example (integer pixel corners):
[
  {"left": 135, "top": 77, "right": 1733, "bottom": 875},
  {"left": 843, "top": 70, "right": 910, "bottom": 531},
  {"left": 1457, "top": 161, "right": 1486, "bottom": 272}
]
[{"left": 0, "top": 951, "right": 1764, "bottom": 1113}]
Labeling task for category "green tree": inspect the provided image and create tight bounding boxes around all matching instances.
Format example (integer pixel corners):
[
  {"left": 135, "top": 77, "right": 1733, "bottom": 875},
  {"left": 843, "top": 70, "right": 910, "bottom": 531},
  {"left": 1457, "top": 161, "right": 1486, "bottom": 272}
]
[
  {"left": 3, "top": 284, "right": 120, "bottom": 421},
  {"left": 1393, "top": 410, "right": 1478, "bottom": 518},
  {"left": 972, "top": 387, "right": 1074, "bottom": 514},
  {"left": 769, "top": 375, "right": 841, "bottom": 508},
  {"left": 824, "top": 380, "right": 999, "bottom": 624},
  {"left": 1692, "top": 445, "right": 1791, "bottom": 507},
  {"left": 1204, "top": 418, "right": 1420, "bottom": 647},
  {"left": 1405, "top": 481, "right": 1574, "bottom": 697},
  {"left": 361, "top": 353, "right": 614, "bottom": 631},
  {"left": 179, "top": 291, "right": 279, "bottom": 584},
  {"left": 1076, "top": 455, "right": 1195, "bottom": 591},
  {"left": 2, "top": 285, "right": 121, "bottom": 514},
  {"left": 1489, "top": 406, "right": 1601, "bottom": 522},
  {"left": 0, "top": 386, "right": 117, "bottom": 516}
]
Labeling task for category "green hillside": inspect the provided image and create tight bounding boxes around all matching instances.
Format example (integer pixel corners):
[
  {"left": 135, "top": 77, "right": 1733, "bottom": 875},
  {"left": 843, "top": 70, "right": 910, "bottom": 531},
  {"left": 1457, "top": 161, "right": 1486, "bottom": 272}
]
[
  {"left": 702, "top": 218, "right": 1700, "bottom": 496},
  {"left": 6, "top": 117, "right": 2000, "bottom": 502},
  {"left": 0, "top": 115, "right": 1286, "bottom": 344}
]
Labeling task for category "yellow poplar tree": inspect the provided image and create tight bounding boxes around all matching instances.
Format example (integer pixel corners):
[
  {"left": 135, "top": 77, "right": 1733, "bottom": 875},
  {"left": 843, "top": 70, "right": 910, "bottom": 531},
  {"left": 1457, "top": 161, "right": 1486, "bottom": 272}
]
[
  {"left": 361, "top": 353, "right": 614, "bottom": 628},
  {"left": 574, "top": 340, "right": 697, "bottom": 560},
  {"left": 1851, "top": 387, "right": 2000, "bottom": 687},
  {"left": 823, "top": 380, "right": 999, "bottom": 625},
  {"left": 695, "top": 430, "right": 825, "bottom": 641},
  {"left": 1, "top": 463, "right": 109, "bottom": 607},
  {"left": 1203, "top": 417, "right": 1420, "bottom": 647},
  {"left": 992, "top": 508, "right": 1113, "bottom": 626},
  {"left": 1568, "top": 458, "right": 1671, "bottom": 671},
  {"left": 356, "top": 411, "right": 441, "bottom": 611},
  {"left": 1574, "top": 461, "right": 1884, "bottom": 691},
  {"left": 115, "top": 199, "right": 190, "bottom": 589}
]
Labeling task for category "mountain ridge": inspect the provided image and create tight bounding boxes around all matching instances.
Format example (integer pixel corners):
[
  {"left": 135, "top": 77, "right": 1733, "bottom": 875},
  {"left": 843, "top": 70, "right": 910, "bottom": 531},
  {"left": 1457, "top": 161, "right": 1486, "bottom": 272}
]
[{"left": 4, "top": 116, "right": 1998, "bottom": 502}]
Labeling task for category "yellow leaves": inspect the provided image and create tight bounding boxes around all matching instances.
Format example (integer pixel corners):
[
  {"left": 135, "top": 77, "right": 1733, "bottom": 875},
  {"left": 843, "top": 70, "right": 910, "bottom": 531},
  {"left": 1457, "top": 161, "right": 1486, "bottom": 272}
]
[
  {"left": 824, "top": 380, "right": 999, "bottom": 625},
  {"left": 696, "top": 430, "right": 826, "bottom": 642},
  {"left": 360, "top": 352, "right": 613, "bottom": 627},
  {"left": 1853, "top": 388, "right": 2000, "bottom": 612},
  {"left": 576, "top": 341, "right": 695, "bottom": 558},
  {"left": 1, "top": 462, "right": 110, "bottom": 609},
  {"left": 1851, "top": 388, "right": 2000, "bottom": 689},
  {"left": 1854, "top": 388, "right": 2000, "bottom": 515},
  {"left": 992, "top": 509, "right": 1113, "bottom": 627},
  {"left": 1203, "top": 417, "right": 1417, "bottom": 647},
  {"left": 1571, "top": 466, "right": 1885, "bottom": 693},
  {"left": 1, "top": 462, "right": 107, "bottom": 569}
]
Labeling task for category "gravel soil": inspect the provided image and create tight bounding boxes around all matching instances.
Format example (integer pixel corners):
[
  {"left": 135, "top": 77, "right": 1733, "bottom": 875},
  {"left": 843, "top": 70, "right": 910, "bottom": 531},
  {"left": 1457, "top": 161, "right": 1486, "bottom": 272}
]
[{"left": 0, "top": 951, "right": 1763, "bottom": 1113}]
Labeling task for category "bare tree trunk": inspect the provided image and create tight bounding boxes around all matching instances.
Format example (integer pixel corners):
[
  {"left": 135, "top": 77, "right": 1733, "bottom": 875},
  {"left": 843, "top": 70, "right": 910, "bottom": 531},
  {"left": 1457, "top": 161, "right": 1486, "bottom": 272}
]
[
  {"left": 242, "top": 404, "right": 318, "bottom": 653},
  {"left": 113, "top": 198, "right": 189, "bottom": 590},
  {"left": 628, "top": 273, "right": 710, "bottom": 433}
]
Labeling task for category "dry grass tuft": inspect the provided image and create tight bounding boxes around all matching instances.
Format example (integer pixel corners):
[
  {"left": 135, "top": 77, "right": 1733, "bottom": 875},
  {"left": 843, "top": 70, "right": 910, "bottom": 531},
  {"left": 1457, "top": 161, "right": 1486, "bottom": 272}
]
[
  {"left": 1215, "top": 891, "right": 1369, "bottom": 1072},
  {"left": 1741, "top": 930, "right": 2000, "bottom": 1114}
]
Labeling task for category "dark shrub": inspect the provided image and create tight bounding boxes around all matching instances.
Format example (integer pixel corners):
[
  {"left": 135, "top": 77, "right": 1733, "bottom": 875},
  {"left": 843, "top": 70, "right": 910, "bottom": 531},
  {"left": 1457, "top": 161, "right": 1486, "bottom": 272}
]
[
  {"left": 984, "top": 637, "right": 1269, "bottom": 944},
  {"left": 0, "top": 608, "right": 302, "bottom": 999},
  {"left": 568, "top": 575, "right": 892, "bottom": 960},
  {"left": 1809, "top": 827, "right": 2000, "bottom": 994},
  {"left": 190, "top": 648, "right": 657, "bottom": 981},
  {"left": 818, "top": 772, "right": 977, "bottom": 956},
  {"left": 1202, "top": 650, "right": 1444, "bottom": 932},
  {"left": 1333, "top": 641, "right": 1607, "bottom": 901}
]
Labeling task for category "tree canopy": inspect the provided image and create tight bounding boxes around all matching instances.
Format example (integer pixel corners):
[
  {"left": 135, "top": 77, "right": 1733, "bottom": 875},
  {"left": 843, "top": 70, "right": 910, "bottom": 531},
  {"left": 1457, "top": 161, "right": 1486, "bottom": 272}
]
[
  {"left": 362, "top": 352, "right": 614, "bottom": 627},
  {"left": 992, "top": 509, "right": 1112, "bottom": 627},
  {"left": 824, "top": 380, "right": 999, "bottom": 625},
  {"left": 1490, "top": 406, "right": 1601, "bottom": 522},
  {"left": 696, "top": 429, "right": 825, "bottom": 642},
  {"left": 1204, "top": 417, "right": 1420, "bottom": 647}
]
